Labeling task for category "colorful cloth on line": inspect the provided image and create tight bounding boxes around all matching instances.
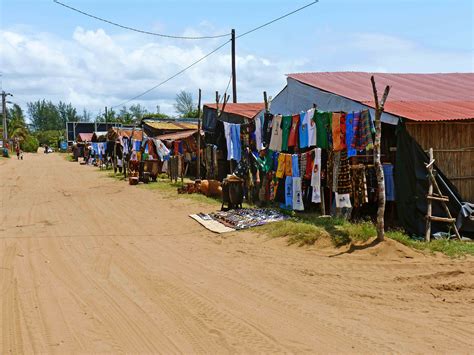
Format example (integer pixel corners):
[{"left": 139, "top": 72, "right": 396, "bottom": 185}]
[
  {"left": 351, "top": 110, "right": 373, "bottom": 151},
  {"left": 345, "top": 112, "right": 357, "bottom": 157}
]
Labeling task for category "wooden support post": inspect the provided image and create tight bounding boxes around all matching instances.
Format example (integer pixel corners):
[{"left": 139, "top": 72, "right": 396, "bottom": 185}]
[
  {"left": 425, "top": 148, "right": 434, "bottom": 242},
  {"left": 196, "top": 88, "right": 202, "bottom": 181},
  {"left": 371, "top": 76, "right": 391, "bottom": 242}
]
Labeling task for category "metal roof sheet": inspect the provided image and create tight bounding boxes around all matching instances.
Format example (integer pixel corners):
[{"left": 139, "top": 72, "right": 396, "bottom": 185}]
[
  {"left": 111, "top": 128, "right": 143, "bottom": 140},
  {"left": 155, "top": 130, "right": 199, "bottom": 141},
  {"left": 143, "top": 120, "right": 198, "bottom": 130},
  {"left": 204, "top": 103, "right": 265, "bottom": 120},
  {"left": 287, "top": 72, "right": 474, "bottom": 121},
  {"left": 77, "top": 133, "right": 93, "bottom": 141}
]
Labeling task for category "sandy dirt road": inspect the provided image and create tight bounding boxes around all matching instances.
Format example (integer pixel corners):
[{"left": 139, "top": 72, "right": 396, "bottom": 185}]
[{"left": 1, "top": 153, "right": 473, "bottom": 354}]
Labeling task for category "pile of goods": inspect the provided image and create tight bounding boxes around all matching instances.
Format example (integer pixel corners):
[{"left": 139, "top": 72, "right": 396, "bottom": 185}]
[{"left": 208, "top": 208, "right": 288, "bottom": 230}]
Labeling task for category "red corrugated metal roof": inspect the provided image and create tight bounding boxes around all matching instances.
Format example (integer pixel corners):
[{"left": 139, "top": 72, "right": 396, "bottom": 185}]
[
  {"left": 114, "top": 128, "right": 143, "bottom": 140},
  {"left": 204, "top": 103, "right": 265, "bottom": 120},
  {"left": 77, "top": 133, "right": 93, "bottom": 142},
  {"left": 287, "top": 72, "right": 474, "bottom": 121}
]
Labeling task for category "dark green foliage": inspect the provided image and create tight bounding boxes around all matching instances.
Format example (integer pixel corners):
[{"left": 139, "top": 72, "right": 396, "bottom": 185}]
[{"left": 21, "top": 135, "right": 39, "bottom": 152}]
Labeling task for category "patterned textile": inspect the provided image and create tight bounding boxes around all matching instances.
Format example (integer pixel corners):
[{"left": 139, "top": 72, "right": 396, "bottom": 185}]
[
  {"left": 351, "top": 110, "right": 374, "bottom": 151},
  {"left": 351, "top": 166, "right": 368, "bottom": 208},
  {"left": 304, "top": 150, "right": 314, "bottom": 181},
  {"left": 284, "top": 154, "right": 293, "bottom": 177},
  {"left": 337, "top": 150, "right": 352, "bottom": 194},
  {"left": 327, "top": 150, "right": 333, "bottom": 189},
  {"left": 299, "top": 153, "right": 307, "bottom": 178},
  {"left": 331, "top": 112, "right": 347, "bottom": 151},
  {"left": 332, "top": 151, "right": 341, "bottom": 191}
]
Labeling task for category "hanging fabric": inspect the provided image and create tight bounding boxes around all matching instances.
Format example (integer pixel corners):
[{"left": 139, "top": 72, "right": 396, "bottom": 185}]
[
  {"left": 153, "top": 139, "right": 170, "bottom": 161},
  {"left": 335, "top": 193, "right": 352, "bottom": 208},
  {"left": 284, "top": 154, "right": 293, "bottom": 177},
  {"left": 299, "top": 111, "right": 309, "bottom": 149},
  {"left": 291, "top": 154, "right": 299, "bottom": 177},
  {"left": 351, "top": 110, "right": 374, "bottom": 151},
  {"left": 230, "top": 124, "right": 241, "bottom": 162},
  {"left": 276, "top": 153, "right": 285, "bottom": 178},
  {"left": 284, "top": 176, "right": 293, "bottom": 210},
  {"left": 292, "top": 177, "right": 304, "bottom": 211},
  {"left": 287, "top": 114, "right": 299, "bottom": 149},
  {"left": 262, "top": 113, "right": 274, "bottom": 147},
  {"left": 351, "top": 165, "right": 368, "bottom": 208},
  {"left": 255, "top": 112, "right": 264, "bottom": 151},
  {"left": 332, "top": 112, "right": 347, "bottom": 151},
  {"left": 224, "top": 122, "right": 242, "bottom": 162},
  {"left": 337, "top": 150, "right": 352, "bottom": 194},
  {"left": 345, "top": 112, "right": 357, "bottom": 157},
  {"left": 383, "top": 163, "right": 395, "bottom": 201},
  {"left": 307, "top": 108, "right": 317, "bottom": 147},
  {"left": 269, "top": 115, "right": 283, "bottom": 152},
  {"left": 281, "top": 115, "right": 293, "bottom": 151},
  {"left": 311, "top": 148, "right": 322, "bottom": 203},
  {"left": 315, "top": 111, "right": 331, "bottom": 149}
]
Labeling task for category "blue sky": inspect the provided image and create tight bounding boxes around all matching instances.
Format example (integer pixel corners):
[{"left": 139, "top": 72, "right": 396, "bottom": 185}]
[{"left": 1, "top": 0, "right": 473, "bottom": 117}]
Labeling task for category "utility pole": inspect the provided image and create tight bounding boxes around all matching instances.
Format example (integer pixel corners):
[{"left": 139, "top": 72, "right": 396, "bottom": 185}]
[
  {"left": 105, "top": 106, "right": 108, "bottom": 131},
  {"left": 196, "top": 88, "right": 202, "bottom": 181},
  {"left": 2, "top": 91, "right": 12, "bottom": 142},
  {"left": 231, "top": 29, "right": 237, "bottom": 103}
]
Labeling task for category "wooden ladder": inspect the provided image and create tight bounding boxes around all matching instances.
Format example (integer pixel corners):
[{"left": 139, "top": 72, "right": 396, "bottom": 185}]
[{"left": 425, "top": 148, "right": 461, "bottom": 241}]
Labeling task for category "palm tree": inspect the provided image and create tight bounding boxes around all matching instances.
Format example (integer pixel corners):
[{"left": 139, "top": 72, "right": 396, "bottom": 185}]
[{"left": 8, "top": 104, "right": 29, "bottom": 141}]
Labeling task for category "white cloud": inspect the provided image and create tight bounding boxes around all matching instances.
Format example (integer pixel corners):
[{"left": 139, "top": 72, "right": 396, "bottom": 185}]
[{"left": 1, "top": 26, "right": 472, "bottom": 120}]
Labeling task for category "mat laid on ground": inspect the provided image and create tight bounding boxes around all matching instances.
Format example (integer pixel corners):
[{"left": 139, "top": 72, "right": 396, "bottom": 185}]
[
  {"left": 190, "top": 208, "right": 288, "bottom": 233},
  {"left": 190, "top": 213, "right": 236, "bottom": 233}
]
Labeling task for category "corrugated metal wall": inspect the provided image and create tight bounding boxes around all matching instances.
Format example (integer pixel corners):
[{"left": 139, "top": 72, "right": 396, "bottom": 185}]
[{"left": 406, "top": 121, "right": 474, "bottom": 202}]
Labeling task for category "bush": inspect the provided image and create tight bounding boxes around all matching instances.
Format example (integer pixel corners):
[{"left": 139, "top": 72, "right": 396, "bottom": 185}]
[
  {"left": 21, "top": 135, "right": 39, "bottom": 152},
  {"left": 34, "top": 130, "right": 64, "bottom": 148}
]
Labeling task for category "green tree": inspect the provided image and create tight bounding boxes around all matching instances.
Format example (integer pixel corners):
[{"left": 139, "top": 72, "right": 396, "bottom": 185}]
[
  {"left": 95, "top": 108, "right": 117, "bottom": 123},
  {"left": 34, "top": 130, "right": 64, "bottom": 148},
  {"left": 174, "top": 91, "right": 197, "bottom": 117},
  {"left": 118, "top": 106, "right": 133, "bottom": 124},
  {"left": 79, "top": 109, "right": 92, "bottom": 122},
  {"left": 58, "top": 101, "right": 79, "bottom": 127},
  {"left": 7, "top": 104, "right": 29, "bottom": 141},
  {"left": 21, "top": 135, "right": 39, "bottom": 153},
  {"left": 129, "top": 104, "right": 148, "bottom": 121},
  {"left": 27, "top": 100, "right": 61, "bottom": 131}
]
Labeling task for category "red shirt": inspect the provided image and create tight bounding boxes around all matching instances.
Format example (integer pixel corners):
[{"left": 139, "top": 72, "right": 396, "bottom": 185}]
[{"left": 288, "top": 114, "right": 300, "bottom": 147}]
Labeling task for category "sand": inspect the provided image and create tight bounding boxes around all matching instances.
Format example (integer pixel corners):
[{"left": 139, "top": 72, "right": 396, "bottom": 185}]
[{"left": 1, "top": 153, "right": 473, "bottom": 353}]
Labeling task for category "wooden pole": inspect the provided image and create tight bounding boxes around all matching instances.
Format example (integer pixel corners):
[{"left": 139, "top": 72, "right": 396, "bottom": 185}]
[
  {"left": 263, "top": 91, "right": 268, "bottom": 113},
  {"left": 196, "top": 88, "right": 202, "bottom": 181},
  {"left": 425, "top": 148, "right": 434, "bottom": 241},
  {"left": 231, "top": 29, "right": 237, "bottom": 103},
  {"left": 105, "top": 106, "right": 108, "bottom": 131},
  {"left": 371, "top": 76, "right": 391, "bottom": 242}
]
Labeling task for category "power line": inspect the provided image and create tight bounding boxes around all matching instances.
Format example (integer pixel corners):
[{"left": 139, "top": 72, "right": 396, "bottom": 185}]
[
  {"left": 111, "top": 39, "right": 231, "bottom": 109},
  {"left": 237, "top": 0, "right": 319, "bottom": 39},
  {"left": 53, "top": 0, "right": 230, "bottom": 40},
  {"left": 66, "top": 0, "right": 319, "bottom": 108},
  {"left": 220, "top": 74, "right": 233, "bottom": 103}
]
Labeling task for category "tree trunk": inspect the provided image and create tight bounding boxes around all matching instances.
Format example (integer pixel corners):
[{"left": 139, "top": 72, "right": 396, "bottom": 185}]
[
  {"left": 374, "top": 111, "right": 385, "bottom": 241},
  {"left": 371, "top": 76, "right": 391, "bottom": 242}
]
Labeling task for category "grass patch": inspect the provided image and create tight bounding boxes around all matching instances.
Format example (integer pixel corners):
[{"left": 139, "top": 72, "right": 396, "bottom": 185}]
[
  {"left": 259, "top": 216, "right": 376, "bottom": 247},
  {"left": 387, "top": 230, "right": 474, "bottom": 258},
  {"left": 138, "top": 178, "right": 222, "bottom": 206},
  {"left": 260, "top": 216, "right": 473, "bottom": 257},
  {"left": 259, "top": 220, "right": 329, "bottom": 246}
]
